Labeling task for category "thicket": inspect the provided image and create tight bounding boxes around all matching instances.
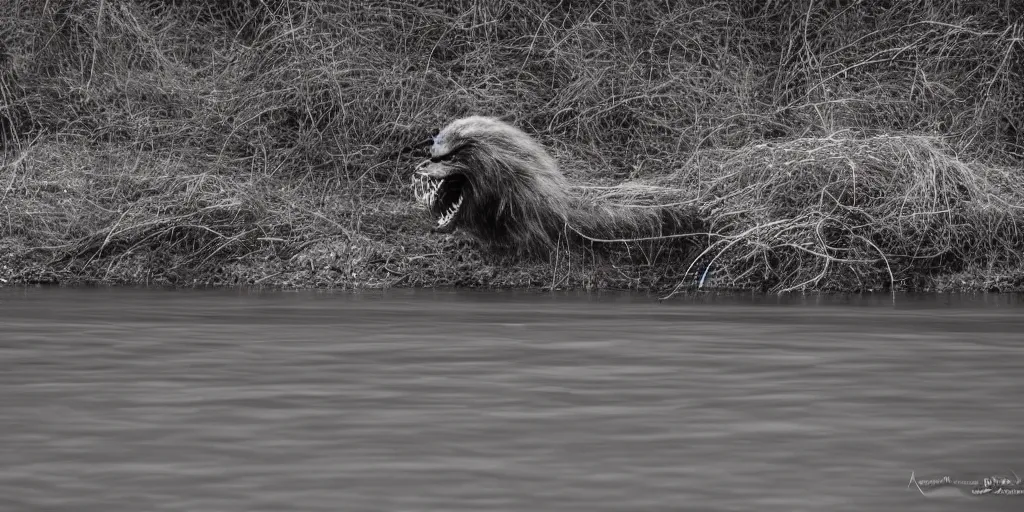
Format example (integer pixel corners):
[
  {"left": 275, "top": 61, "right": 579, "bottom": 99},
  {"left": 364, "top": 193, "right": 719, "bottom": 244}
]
[{"left": 1, "top": 0, "right": 1022, "bottom": 293}]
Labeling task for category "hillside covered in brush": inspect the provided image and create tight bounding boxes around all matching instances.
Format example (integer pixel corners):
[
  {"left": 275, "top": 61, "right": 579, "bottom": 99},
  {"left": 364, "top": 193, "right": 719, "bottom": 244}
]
[{"left": 1, "top": 1, "right": 1022, "bottom": 293}]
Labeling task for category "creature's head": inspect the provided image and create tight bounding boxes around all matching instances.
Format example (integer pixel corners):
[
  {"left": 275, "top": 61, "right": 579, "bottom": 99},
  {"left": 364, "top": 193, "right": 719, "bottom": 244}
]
[{"left": 412, "top": 116, "right": 570, "bottom": 252}]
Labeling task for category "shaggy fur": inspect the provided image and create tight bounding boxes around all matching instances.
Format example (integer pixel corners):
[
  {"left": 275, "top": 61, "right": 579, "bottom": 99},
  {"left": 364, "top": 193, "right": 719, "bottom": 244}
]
[{"left": 411, "top": 116, "right": 699, "bottom": 255}]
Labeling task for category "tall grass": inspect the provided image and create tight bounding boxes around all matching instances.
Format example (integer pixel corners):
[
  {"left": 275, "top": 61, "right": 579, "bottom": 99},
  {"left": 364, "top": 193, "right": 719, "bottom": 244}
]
[{"left": 1, "top": 1, "right": 1021, "bottom": 291}]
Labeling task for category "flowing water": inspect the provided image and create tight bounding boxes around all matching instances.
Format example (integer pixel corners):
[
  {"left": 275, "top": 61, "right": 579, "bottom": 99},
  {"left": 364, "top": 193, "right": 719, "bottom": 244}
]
[{"left": 1, "top": 287, "right": 1023, "bottom": 511}]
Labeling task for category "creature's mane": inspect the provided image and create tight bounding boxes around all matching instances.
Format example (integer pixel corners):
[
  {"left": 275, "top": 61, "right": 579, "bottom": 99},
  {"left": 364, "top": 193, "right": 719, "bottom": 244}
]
[{"left": 412, "top": 116, "right": 697, "bottom": 256}]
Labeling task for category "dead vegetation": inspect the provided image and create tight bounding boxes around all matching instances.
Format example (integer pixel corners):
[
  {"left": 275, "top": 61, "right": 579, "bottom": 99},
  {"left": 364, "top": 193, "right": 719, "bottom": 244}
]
[{"left": 1, "top": 1, "right": 1022, "bottom": 293}]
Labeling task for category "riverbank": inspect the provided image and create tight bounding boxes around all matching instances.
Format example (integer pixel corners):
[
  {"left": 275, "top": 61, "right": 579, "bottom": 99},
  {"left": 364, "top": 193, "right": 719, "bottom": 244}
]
[{"left": 2, "top": 1, "right": 1022, "bottom": 294}]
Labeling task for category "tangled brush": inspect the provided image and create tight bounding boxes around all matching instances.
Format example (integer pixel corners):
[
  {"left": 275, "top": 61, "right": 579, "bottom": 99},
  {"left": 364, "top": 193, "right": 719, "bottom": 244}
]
[{"left": 661, "top": 134, "right": 1024, "bottom": 295}]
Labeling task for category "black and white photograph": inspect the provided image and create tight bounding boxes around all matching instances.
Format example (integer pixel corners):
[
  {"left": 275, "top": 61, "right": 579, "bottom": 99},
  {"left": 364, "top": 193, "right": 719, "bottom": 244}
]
[{"left": 1, "top": 1, "right": 1023, "bottom": 510}]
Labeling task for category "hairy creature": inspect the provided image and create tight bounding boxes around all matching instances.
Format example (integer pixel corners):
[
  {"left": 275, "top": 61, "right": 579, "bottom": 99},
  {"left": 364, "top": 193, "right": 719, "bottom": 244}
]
[{"left": 411, "top": 116, "right": 700, "bottom": 255}]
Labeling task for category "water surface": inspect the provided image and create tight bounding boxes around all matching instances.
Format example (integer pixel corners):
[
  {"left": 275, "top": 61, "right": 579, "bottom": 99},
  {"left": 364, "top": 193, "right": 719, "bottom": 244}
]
[{"left": 2, "top": 287, "right": 1022, "bottom": 511}]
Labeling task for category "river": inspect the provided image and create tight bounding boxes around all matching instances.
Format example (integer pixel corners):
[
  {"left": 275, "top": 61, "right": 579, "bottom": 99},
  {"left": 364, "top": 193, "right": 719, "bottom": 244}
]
[{"left": 1, "top": 287, "right": 1022, "bottom": 511}]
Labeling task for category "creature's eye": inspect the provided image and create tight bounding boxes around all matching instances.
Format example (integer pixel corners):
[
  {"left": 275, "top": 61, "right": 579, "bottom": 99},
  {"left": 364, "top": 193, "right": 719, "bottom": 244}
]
[{"left": 429, "top": 152, "right": 455, "bottom": 163}]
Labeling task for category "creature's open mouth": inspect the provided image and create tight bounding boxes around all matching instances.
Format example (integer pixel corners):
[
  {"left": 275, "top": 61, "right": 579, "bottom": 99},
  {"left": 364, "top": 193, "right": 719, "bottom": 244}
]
[{"left": 412, "top": 173, "right": 466, "bottom": 232}]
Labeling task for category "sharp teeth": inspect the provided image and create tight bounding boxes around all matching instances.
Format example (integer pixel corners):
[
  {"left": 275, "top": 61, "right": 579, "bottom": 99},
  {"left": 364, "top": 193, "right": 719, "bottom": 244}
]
[
  {"left": 412, "top": 176, "right": 425, "bottom": 204},
  {"left": 434, "top": 195, "right": 463, "bottom": 227},
  {"left": 414, "top": 175, "right": 462, "bottom": 228},
  {"left": 411, "top": 175, "right": 445, "bottom": 208}
]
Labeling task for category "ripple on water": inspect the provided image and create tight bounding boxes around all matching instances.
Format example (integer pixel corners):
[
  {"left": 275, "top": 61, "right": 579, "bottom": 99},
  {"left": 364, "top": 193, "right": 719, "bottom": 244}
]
[{"left": 1, "top": 288, "right": 1022, "bottom": 512}]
